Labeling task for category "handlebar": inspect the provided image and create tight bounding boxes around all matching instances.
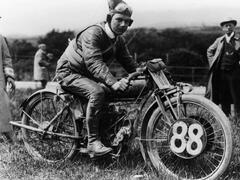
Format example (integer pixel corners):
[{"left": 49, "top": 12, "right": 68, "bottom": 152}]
[{"left": 125, "top": 69, "right": 193, "bottom": 94}]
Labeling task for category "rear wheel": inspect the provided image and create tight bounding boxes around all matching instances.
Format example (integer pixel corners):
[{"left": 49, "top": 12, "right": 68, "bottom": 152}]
[
  {"left": 21, "top": 91, "right": 79, "bottom": 163},
  {"left": 145, "top": 95, "right": 232, "bottom": 180}
]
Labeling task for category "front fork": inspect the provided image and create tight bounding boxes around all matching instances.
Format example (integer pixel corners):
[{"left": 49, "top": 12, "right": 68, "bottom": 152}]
[
  {"left": 154, "top": 83, "right": 192, "bottom": 122},
  {"left": 154, "top": 87, "right": 181, "bottom": 124}
]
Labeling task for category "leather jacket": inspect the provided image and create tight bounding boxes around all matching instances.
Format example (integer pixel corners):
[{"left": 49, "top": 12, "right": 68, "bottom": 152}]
[{"left": 56, "top": 22, "right": 137, "bottom": 87}]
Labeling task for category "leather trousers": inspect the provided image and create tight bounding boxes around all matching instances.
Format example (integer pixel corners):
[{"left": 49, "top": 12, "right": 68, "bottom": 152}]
[{"left": 59, "top": 73, "right": 147, "bottom": 144}]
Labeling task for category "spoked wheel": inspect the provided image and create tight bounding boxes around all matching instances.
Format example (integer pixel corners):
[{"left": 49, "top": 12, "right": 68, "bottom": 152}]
[
  {"left": 145, "top": 94, "right": 232, "bottom": 180},
  {"left": 21, "top": 91, "right": 79, "bottom": 163}
]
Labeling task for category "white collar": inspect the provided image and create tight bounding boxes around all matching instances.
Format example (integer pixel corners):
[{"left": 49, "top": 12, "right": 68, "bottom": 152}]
[
  {"left": 225, "top": 32, "right": 234, "bottom": 43},
  {"left": 104, "top": 23, "right": 115, "bottom": 39}
]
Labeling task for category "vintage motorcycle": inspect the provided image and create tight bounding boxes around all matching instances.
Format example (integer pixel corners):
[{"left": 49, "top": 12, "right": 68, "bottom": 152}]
[{"left": 10, "top": 59, "right": 232, "bottom": 180}]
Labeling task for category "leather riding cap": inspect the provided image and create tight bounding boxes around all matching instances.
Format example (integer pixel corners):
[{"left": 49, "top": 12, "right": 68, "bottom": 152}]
[{"left": 108, "top": 0, "right": 133, "bottom": 17}]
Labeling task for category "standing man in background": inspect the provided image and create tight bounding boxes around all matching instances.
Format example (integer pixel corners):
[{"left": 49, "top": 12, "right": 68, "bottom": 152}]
[
  {"left": 206, "top": 17, "right": 240, "bottom": 118},
  {"left": 34, "top": 43, "right": 51, "bottom": 88},
  {"left": 0, "top": 16, "right": 16, "bottom": 143}
]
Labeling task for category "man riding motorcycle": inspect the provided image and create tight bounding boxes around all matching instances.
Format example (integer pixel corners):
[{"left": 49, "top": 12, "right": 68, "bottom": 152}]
[{"left": 55, "top": 0, "right": 145, "bottom": 157}]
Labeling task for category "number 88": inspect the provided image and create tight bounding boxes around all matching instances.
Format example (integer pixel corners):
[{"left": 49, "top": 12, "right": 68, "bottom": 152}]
[{"left": 170, "top": 121, "right": 203, "bottom": 156}]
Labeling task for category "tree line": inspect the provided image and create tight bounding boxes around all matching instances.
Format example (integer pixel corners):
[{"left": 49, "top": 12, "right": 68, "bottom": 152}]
[{"left": 8, "top": 26, "right": 226, "bottom": 84}]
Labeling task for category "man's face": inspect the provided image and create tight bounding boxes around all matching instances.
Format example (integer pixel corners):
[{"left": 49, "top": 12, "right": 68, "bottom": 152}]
[
  {"left": 110, "top": 13, "right": 132, "bottom": 35},
  {"left": 40, "top": 45, "right": 47, "bottom": 51},
  {"left": 222, "top": 22, "right": 235, "bottom": 35},
  {"left": 42, "top": 46, "right": 47, "bottom": 51}
]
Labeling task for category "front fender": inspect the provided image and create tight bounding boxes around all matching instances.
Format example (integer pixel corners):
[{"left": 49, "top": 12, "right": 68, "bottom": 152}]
[
  {"left": 138, "top": 100, "right": 158, "bottom": 163},
  {"left": 140, "top": 96, "right": 179, "bottom": 138},
  {"left": 139, "top": 97, "right": 177, "bottom": 162},
  {"left": 140, "top": 100, "right": 158, "bottom": 140}
]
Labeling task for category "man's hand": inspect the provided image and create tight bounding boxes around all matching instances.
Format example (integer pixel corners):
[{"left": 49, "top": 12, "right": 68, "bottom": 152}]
[
  {"left": 111, "top": 78, "right": 129, "bottom": 91},
  {"left": 6, "top": 77, "right": 15, "bottom": 97},
  {"left": 136, "top": 66, "right": 146, "bottom": 73}
]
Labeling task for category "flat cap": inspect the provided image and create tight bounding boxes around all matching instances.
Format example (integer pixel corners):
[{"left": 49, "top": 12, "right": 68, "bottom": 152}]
[{"left": 220, "top": 17, "right": 237, "bottom": 26}]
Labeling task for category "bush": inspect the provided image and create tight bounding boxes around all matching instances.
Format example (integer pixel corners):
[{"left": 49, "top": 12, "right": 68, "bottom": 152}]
[{"left": 166, "top": 48, "right": 208, "bottom": 85}]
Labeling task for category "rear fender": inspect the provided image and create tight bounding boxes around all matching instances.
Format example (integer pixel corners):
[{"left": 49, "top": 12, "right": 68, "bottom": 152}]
[{"left": 20, "top": 88, "right": 57, "bottom": 112}]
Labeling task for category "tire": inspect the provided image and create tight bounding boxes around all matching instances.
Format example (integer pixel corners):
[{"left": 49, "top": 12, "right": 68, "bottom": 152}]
[
  {"left": 145, "top": 94, "right": 232, "bottom": 180},
  {"left": 21, "top": 91, "right": 79, "bottom": 163}
]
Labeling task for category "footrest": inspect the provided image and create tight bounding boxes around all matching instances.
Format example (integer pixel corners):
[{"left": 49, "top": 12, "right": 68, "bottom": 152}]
[
  {"left": 10, "top": 121, "right": 22, "bottom": 126},
  {"left": 77, "top": 147, "right": 88, "bottom": 154}
]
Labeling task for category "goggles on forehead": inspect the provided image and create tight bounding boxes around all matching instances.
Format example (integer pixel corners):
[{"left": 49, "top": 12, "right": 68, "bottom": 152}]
[{"left": 110, "top": 2, "right": 133, "bottom": 17}]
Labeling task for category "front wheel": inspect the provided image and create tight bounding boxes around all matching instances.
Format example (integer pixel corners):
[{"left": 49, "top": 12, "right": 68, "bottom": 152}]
[{"left": 145, "top": 94, "right": 232, "bottom": 180}]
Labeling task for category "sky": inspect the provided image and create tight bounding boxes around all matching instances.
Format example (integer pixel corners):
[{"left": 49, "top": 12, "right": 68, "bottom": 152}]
[{"left": 1, "top": 0, "right": 240, "bottom": 37}]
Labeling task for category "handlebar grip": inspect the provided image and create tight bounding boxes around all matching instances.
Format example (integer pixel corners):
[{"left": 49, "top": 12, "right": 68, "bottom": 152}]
[
  {"left": 177, "top": 82, "right": 193, "bottom": 92},
  {"left": 127, "top": 72, "right": 142, "bottom": 82}
]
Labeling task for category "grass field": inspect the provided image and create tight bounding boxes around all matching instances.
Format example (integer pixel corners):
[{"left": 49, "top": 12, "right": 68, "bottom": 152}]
[{"left": 0, "top": 89, "right": 240, "bottom": 180}]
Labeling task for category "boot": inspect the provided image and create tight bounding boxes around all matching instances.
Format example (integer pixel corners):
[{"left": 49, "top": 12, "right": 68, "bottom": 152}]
[
  {"left": 86, "top": 106, "right": 112, "bottom": 157},
  {"left": 87, "top": 140, "right": 112, "bottom": 157}
]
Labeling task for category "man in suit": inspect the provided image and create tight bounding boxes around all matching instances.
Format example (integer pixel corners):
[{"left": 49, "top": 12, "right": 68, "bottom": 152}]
[{"left": 206, "top": 17, "right": 240, "bottom": 117}]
